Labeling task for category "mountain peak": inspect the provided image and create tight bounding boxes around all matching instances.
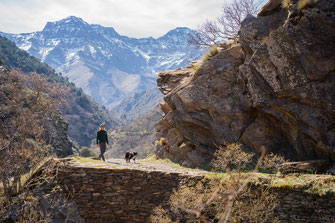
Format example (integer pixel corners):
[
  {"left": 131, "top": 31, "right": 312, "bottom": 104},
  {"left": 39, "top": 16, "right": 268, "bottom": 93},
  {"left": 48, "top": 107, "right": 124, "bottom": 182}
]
[
  {"left": 43, "top": 16, "right": 89, "bottom": 32},
  {"left": 163, "top": 27, "right": 193, "bottom": 37},
  {"left": 61, "top": 16, "right": 87, "bottom": 24}
]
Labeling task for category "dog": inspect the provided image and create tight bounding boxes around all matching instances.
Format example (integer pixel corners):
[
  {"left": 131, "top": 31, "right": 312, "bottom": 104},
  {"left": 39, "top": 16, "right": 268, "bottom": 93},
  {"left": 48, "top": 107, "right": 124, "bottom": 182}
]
[{"left": 125, "top": 152, "right": 138, "bottom": 163}]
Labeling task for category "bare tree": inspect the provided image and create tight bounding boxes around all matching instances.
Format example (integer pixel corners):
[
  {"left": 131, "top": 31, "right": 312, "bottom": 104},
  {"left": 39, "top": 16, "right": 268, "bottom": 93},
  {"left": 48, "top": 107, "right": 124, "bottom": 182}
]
[
  {"left": 0, "top": 70, "right": 67, "bottom": 203},
  {"left": 189, "top": 0, "right": 265, "bottom": 48}
]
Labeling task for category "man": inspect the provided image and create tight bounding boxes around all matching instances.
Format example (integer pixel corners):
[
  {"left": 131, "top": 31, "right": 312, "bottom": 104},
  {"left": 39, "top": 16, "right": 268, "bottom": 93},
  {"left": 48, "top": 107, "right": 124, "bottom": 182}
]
[{"left": 96, "top": 124, "right": 109, "bottom": 161}]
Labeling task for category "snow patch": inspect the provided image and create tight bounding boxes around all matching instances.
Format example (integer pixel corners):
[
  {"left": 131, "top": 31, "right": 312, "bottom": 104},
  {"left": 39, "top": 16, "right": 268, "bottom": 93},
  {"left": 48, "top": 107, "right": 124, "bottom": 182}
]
[
  {"left": 20, "top": 43, "right": 32, "bottom": 51},
  {"left": 88, "top": 45, "right": 96, "bottom": 54},
  {"left": 39, "top": 47, "right": 54, "bottom": 61}
]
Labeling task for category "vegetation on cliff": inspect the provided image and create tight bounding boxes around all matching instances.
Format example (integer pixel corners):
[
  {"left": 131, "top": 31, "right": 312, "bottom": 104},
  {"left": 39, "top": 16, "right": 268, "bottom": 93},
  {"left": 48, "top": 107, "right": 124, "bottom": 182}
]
[{"left": 0, "top": 69, "right": 70, "bottom": 203}]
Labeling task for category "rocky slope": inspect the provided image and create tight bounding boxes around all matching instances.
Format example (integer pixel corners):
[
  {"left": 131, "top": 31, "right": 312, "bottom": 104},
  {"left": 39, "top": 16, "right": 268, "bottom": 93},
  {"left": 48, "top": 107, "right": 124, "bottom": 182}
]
[
  {"left": 0, "top": 36, "right": 121, "bottom": 147},
  {"left": 155, "top": 0, "right": 335, "bottom": 167},
  {"left": 0, "top": 17, "right": 204, "bottom": 112},
  {"left": 113, "top": 87, "right": 163, "bottom": 121}
]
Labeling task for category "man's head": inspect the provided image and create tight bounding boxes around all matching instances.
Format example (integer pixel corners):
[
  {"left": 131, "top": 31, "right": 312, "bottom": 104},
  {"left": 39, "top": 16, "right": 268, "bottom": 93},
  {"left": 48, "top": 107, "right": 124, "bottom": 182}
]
[{"left": 100, "top": 124, "right": 105, "bottom": 130}]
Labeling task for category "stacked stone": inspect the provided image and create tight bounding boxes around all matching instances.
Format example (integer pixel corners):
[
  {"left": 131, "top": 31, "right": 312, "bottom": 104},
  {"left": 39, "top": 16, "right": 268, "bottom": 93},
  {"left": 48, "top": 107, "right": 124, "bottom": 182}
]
[
  {"left": 58, "top": 164, "right": 202, "bottom": 222},
  {"left": 57, "top": 161, "right": 335, "bottom": 222},
  {"left": 274, "top": 188, "right": 335, "bottom": 222}
]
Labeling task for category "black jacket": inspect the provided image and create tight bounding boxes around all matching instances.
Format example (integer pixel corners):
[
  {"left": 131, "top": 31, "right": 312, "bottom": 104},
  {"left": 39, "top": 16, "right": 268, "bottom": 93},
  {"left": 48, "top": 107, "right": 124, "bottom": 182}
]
[{"left": 96, "top": 129, "right": 109, "bottom": 144}]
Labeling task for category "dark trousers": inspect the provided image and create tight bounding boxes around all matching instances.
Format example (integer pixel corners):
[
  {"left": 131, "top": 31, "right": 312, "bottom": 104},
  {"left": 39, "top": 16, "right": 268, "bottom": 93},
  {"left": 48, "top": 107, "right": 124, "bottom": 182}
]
[{"left": 99, "top": 142, "right": 107, "bottom": 161}]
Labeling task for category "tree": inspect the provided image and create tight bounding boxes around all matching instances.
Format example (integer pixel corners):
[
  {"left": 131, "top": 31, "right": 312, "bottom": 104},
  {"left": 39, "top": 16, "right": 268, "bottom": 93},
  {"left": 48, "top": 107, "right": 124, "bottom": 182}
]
[
  {"left": 0, "top": 70, "right": 67, "bottom": 202},
  {"left": 189, "top": 0, "right": 265, "bottom": 48}
]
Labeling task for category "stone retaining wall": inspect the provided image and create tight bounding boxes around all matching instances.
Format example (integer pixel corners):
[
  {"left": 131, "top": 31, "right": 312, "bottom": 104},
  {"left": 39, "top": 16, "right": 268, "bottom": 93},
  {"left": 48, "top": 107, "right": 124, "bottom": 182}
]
[
  {"left": 274, "top": 189, "right": 335, "bottom": 223},
  {"left": 57, "top": 162, "right": 335, "bottom": 223},
  {"left": 58, "top": 164, "right": 201, "bottom": 222}
]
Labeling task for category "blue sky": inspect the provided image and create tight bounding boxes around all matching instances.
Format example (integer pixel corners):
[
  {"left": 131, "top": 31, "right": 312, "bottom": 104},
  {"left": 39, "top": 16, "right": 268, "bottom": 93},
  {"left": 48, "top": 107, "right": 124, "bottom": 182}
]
[{"left": 0, "top": 0, "right": 225, "bottom": 38}]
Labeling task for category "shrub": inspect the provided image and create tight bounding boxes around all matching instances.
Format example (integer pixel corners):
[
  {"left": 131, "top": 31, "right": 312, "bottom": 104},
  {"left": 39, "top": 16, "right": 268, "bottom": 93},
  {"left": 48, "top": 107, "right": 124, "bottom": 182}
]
[
  {"left": 259, "top": 152, "right": 287, "bottom": 173},
  {"left": 150, "top": 144, "right": 279, "bottom": 222},
  {"left": 151, "top": 177, "right": 278, "bottom": 223},
  {"left": 211, "top": 143, "right": 254, "bottom": 172},
  {"left": 79, "top": 147, "right": 96, "bottom": 157}
]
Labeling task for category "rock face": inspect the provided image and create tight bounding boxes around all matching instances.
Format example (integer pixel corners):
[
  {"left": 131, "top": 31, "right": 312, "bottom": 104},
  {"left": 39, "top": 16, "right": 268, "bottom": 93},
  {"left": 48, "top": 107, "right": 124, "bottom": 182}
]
[
  {"left": 155, "top": 0, "right": 335, "bottom": 167},
  {"left": 45, "top": 113, "right": 74, "bottom": 157}
]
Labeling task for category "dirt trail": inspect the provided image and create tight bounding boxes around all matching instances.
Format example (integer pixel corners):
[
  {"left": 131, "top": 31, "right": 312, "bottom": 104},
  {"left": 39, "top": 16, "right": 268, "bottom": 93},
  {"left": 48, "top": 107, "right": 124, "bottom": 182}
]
[
  {"left": 67, "top": 156, "right": 211, "bottom": 176},
  {"left": 106, "top": 158, "right": 210, "bottom": 175}
]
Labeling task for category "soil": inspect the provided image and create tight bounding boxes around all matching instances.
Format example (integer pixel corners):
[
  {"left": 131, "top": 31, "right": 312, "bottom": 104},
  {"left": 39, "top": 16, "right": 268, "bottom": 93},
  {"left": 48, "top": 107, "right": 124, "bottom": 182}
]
[{"left": 107, "top": 158, "right": 210, "bottom": 175}]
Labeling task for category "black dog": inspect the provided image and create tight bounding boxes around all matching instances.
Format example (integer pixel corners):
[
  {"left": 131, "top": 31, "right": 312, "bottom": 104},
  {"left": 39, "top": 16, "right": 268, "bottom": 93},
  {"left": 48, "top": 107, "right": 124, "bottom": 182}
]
[{"left": 125, "top": 152, "right": 138, "bottom": 163}]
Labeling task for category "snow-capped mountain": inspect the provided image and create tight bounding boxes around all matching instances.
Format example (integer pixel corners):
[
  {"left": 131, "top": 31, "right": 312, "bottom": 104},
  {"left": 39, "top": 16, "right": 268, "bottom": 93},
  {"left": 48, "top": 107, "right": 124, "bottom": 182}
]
[{"left": 0, "top": 16, "right": 204, "bottom": 110}]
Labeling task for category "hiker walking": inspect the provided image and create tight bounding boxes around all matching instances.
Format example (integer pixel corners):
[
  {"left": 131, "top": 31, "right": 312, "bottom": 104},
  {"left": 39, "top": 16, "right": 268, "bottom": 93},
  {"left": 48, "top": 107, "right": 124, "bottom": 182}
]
[{"left": 96, "top": 124, "right": 109, "bottom": 161}]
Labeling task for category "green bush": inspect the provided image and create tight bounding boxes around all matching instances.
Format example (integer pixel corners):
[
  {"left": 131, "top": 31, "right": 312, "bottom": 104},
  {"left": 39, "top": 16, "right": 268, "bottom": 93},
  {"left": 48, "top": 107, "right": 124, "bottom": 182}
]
[{"left": 79, "top": 147, "right": 96, "bottom": 157}]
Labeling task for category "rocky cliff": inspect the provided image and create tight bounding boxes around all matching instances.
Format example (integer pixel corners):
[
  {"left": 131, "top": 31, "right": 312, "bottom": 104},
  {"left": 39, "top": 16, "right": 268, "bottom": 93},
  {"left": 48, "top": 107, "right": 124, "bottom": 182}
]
[{"left": 155, "top": 0, "right": 335, "bottom": 167}]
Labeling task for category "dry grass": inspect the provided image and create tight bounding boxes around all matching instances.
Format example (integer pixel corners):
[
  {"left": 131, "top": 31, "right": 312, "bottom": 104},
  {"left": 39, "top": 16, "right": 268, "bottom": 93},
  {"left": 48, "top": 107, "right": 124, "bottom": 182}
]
[
  {"left": 270, "top": 174, "right": 335, "bottom": 196},
  {"left": 283, "top": 0, "right": 319, "bottom": 9},
  {"left": 282, "top": 0, "right": 292, "bottom": 8},
  {"left": 155, "top": 137, "right": 166, "bottom": 147},
  {"left": 297, "top": 0, "right": 318, "bottom": 9},
  {"left": 202, "top": 45, "right": 219, "bottom": 63},
  {"left": 150, "top": 145, "right": 278, "bottom": 222},
  {"left": 192, "top": 64, "right": 200, "bottom": 73},
  {"left": 71, "top": 156, "right": 106, "bottom": 165},
  {"left": 0, "top": 156, "right": 55, "bottom": 199}
]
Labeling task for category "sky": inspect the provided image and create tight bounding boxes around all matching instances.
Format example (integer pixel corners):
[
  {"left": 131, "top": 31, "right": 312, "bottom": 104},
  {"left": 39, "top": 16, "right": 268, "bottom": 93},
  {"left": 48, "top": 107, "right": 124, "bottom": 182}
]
[{"left": 0, "top": 0, "right": 225, "bottom": 38}]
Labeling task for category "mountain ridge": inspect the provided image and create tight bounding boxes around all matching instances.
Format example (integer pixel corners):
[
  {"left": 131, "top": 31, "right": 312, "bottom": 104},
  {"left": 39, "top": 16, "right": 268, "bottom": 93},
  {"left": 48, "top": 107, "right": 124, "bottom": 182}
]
[{"left": 0, "top": 16, "right": 204, "bottom": 113}]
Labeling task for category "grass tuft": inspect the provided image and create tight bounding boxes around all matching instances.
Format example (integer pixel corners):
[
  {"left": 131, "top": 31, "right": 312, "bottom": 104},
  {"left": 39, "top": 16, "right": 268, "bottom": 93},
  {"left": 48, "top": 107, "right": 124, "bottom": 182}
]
[
  {"left": 192, "top": 65, "right": 199, "bottom": 73},
  {"left": 202, "top": 45, "right": 219, "bottom": 63},
  {"left": 71, "top": 156, "right": 106, "bottom": 165},
  {"left": 282, "top": 0, "right": 292, "bottom": 8},
  {"left": 155, "top": 137, "right": 166, "bottom": 147},
  {"left": 297, "top": 0, "right": 318, "bottom": 9}
]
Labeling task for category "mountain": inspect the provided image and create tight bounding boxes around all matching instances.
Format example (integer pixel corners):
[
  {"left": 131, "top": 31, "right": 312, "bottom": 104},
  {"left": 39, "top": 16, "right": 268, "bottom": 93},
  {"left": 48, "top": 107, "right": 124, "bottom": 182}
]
[
  {"left": 0, "top": 35, "right": 121, "bottom": 147},
  {"left": 113, "top": 87, "right": 163, "bottom": 121},
  {"left": 0, "top": 16, "right": 204, "bottom": 113}
]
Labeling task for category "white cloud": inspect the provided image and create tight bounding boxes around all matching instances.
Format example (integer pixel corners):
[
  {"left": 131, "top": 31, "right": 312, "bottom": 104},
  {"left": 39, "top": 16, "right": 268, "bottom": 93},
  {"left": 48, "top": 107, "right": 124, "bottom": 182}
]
[{"left": 0, "top": 0, "right": 225, "bottom": 38}]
